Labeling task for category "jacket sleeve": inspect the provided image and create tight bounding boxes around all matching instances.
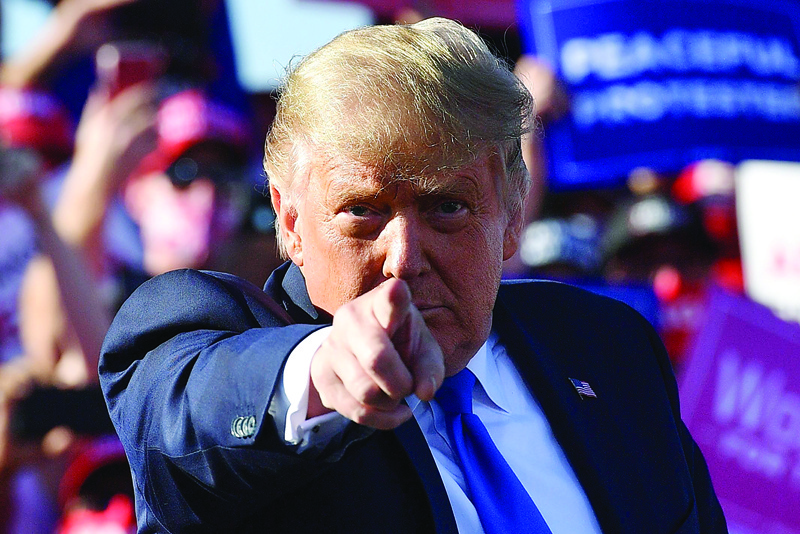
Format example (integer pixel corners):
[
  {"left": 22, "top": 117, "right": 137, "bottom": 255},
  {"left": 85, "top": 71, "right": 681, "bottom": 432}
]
[{"left": 98, "top": 269, "right": 366, "bottom": 530}]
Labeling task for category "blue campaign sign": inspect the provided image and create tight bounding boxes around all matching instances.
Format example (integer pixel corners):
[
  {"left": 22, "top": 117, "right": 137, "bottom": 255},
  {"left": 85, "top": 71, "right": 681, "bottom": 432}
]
[{"left": 518, "top": 0, "right": 800, "bottom": 189}]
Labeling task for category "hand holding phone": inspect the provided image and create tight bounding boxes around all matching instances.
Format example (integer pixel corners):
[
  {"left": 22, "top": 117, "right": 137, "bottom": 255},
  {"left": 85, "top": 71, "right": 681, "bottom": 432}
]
[{"left": 95, "top": 41, "right": 168, "bottom": 99}]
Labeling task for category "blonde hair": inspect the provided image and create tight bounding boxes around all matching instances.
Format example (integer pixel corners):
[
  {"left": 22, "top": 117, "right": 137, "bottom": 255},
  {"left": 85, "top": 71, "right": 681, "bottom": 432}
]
[{"left": 264, "top": 17, "right": 534, "bottom": 256}]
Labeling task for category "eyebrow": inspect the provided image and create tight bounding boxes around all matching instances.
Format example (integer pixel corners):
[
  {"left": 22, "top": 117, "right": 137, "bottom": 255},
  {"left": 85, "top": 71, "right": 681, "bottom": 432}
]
[
  {"left": 322, "top": 162, "right": 483, "bottom": 206},
  {"left": 324, "top": 175, "right": 385, "bottom": 204},
  {"left": 409, "top": 173, "right": 481, "bottom": 200}
]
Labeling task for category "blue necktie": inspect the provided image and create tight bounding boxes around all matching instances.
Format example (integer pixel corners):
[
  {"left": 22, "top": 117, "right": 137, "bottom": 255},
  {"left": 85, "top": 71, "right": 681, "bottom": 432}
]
[{"left": 435, "top": 369, "right": 552, "bottom": 534}]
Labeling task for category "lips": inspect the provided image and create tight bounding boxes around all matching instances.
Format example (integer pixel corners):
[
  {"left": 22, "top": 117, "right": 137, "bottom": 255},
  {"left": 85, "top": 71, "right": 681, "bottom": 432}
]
[
  {"left": 415, "top": 303, "right": 450, "bottom": 319},
  {"left": 410, "top": 288, "right": 454, "bottom": 317},
  {"left": 414, "top": 302, "right": 443, "bottom": 311}
]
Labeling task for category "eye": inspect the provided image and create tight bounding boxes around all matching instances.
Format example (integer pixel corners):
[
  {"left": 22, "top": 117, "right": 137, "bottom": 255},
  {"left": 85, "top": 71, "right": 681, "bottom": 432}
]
[
  {"left": 426, "top": 198, "right": 470, "bottom": 232},
  {"left": 437, "top": 201, "right": 464, "bottom": 214},
  {"left": 336, "top": 203, "right": 384, "bottom": 237},
  {"left": 346, "top": 205, "right": 371, "bottom": 217}
]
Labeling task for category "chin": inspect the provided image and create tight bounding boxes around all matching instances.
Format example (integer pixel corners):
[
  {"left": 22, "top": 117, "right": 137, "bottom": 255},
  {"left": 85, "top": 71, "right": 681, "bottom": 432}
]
[{"left": 431, "top": 326, "right": 484, "bottom": 374}]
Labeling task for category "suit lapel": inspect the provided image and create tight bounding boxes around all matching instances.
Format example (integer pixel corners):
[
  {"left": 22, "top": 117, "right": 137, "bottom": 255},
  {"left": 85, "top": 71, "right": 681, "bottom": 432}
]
[
  {"left": 394, "top": 420, "right": 459, "bottom": 534},
  {"left": 492, "top": 285, "right": 628, "bottom": 533},
  {"left": 493, "top": 282, "right": 694, "bottom": 534}
]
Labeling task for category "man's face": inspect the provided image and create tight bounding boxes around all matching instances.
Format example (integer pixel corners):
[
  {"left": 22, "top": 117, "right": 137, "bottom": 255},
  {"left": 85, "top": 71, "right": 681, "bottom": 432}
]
[{"left": 276, "top": 151, "right": 521, "bottom": 373}]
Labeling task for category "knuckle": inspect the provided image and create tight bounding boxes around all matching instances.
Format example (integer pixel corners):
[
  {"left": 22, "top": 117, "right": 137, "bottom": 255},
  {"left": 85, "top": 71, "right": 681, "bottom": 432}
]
[
  {"left": 363, "top": 347, "right": 394, "bottom": 376},
  {"left": 347, "top": 403, "right": 371, "bottom": 425},
  {"left": 351, "top": 377, "right": 386, "bottom": 405}
]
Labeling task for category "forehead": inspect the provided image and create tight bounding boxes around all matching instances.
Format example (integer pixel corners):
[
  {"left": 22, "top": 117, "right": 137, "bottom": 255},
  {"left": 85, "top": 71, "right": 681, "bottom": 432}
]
[{"left": 306, "top": 151, "right": 502, "bottom": 201}]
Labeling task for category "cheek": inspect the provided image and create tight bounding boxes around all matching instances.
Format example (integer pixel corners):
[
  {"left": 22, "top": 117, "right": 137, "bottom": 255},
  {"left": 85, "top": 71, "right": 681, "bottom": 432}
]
[
  {"left": 453, "top": 260, "right": 501, "bottom": 323},
  {"left": 301, "top": 225, "right": 384, "bottom": 312},
  {"left": 430, "top": 223, "right": 504, "bottom": 351},
  {"left": 458, "top": 224, "right": 505, "bottom": 294},
  {"left": 446, "top": 221, "right": 506, "bottom": 279}
]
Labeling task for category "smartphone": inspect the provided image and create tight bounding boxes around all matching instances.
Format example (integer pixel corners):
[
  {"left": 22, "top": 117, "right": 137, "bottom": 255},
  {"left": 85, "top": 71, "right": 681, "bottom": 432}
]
[
  {"left": 9, "top": 385, "right": 115, "bottom": 440},
  {"left": 95, "top": 41, "right": 168, "bottom": 99},
  {"left": 0, "top": 146, "right": 42, "bottom": 198}
]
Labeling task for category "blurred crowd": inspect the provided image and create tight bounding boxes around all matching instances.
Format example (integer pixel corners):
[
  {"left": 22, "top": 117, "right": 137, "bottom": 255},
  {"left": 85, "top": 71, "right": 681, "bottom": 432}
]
[
  {"left": 0, "top": 1, "right": 280, "bottom": 532},
  {"left": 0, "top": 0, "right": 780, "bottom": 533}
]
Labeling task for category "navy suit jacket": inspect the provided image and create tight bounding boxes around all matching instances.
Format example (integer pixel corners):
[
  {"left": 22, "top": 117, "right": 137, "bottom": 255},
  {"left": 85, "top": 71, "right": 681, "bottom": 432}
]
[{"left": 99, "top": 263, "right": 726, "bottom": 533}]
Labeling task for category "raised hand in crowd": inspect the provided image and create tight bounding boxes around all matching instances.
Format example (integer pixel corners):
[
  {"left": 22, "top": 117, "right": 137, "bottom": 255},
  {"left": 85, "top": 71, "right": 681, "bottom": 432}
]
[
  {"left": 0, "top": 0, "right": 138, "bottom": 88},
  {"left": 16, "top": 83, "right": 158, "bottom": 386}
]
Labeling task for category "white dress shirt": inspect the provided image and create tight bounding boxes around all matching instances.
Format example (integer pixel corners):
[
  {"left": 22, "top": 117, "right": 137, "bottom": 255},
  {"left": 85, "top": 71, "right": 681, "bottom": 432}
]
[{"left": 281, "top": 329, "right": 603, "bottom": 534}]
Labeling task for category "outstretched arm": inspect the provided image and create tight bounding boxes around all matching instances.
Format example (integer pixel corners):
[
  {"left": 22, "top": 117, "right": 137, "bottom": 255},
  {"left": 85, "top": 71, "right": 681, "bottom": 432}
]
[{"left": 99, "top": 268, "right": 446, "bottom": 530}]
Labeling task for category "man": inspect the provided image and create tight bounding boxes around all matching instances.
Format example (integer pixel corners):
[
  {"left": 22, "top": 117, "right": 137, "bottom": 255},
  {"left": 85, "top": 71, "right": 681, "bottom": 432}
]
[{"left": 99, "top": 18, "right": 726, "bottom": 533}]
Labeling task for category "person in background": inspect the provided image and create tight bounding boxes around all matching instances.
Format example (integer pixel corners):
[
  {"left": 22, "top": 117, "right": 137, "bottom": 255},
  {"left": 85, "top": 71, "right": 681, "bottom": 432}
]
[
  {"left": 0, "top": 86, "right": 85, "bottom": 534},
  {"left": 0, "top": 86, "right": 75, "bottom": 368},
  {"left": 0, "top": 1, "right": 261, "bottom": 531},
  {"left": 0, "top": 83, "right": 152, "bottom": 532},
  {"left": 2, "top": 83, "right": 257, "bottom": 532},
  {"left": 121, "top": 87, "right": 255, "bottom": 279}
]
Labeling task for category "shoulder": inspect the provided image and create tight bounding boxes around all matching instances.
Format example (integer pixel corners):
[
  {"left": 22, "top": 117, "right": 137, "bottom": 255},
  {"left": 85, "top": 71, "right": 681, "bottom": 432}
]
[
  {"left": 111, "top": 269, "right": 291, "bottom": 335},
  {"left": 497, "top": 278, "right": 641, "bottom": 324},
  {"left": 100, "top": 269, "right": 295, "bottom": 380},
  {"left": 495, "top": 278, "right": 665, "bottom": 376}
]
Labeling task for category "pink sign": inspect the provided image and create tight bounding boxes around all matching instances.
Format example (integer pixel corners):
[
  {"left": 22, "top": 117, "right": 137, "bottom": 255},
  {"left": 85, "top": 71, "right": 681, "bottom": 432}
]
[
  {"left": 315, "top": 0, "right": 517, "bottom": 27},
  {"left": 679, "top": 288, "right": 800, "bottom": 534}
]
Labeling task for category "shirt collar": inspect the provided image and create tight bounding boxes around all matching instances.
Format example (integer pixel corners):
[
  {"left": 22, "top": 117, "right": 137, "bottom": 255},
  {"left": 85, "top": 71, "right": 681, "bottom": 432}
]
[
  {"left": 467, "top": 331, "right": 509, "bottom": 414},
  {"left": 407, "top": 331, "right": 508, "bottom": 414}
]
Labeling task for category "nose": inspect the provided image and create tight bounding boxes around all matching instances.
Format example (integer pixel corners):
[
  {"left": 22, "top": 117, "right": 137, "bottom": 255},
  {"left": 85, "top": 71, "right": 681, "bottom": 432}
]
[{"left": 381, "top": 214, "right": 430, "bottom": 281}]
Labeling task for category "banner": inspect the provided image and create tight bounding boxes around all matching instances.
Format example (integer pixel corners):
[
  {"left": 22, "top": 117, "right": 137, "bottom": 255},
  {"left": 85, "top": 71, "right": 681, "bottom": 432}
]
[
  {"left": 518, "top": 0, "right": 800, "bottom": 189},
  {"left": 679, "top": 289, "right": 800, "bottom": 534}
]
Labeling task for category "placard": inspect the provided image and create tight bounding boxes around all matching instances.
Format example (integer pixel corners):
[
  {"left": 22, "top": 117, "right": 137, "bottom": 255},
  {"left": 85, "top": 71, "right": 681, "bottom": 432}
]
[
  {"left": 518, "top": 0, "right": 800, "bottom": 189},
  {"left": 679, "top": 289, "right": 800, "bottom": 534},
  {"left": 736, "top": 160, "right": 800, "bottom": 324},
  {"left": 326, "top": 0, "right": 517, "bottom": 28}
]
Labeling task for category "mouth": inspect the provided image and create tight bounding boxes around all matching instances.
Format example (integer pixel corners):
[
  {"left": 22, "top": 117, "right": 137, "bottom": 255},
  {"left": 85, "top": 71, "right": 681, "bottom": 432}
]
[{"left": 415, "top": 304, "right": 449, "bottom": 317}]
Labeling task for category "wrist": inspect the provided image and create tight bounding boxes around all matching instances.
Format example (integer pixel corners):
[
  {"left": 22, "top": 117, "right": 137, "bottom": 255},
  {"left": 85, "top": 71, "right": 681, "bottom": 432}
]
[
  {"left": 306, "top": 375, "right": 331, "bottom": 419},
  {"left": 52, "top": 2, "right": 90, "bottom": 45}
]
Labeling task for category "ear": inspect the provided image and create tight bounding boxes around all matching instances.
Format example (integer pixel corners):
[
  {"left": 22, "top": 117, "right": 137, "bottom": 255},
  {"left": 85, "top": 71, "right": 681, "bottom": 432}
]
[
  {"left": 270, "top": 183, "right": 304, "bottom": 266},
  {"left": 502, "top": 207, "right": 523, "bottom": 261}
]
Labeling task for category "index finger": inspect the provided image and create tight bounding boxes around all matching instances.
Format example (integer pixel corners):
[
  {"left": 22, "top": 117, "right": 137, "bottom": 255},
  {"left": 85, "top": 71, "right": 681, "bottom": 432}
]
[
  {"left": 391, "top": 305, "right": 444, "bottom": 403},
  {"left": 371, "top": 278, "right": 412, "bottom": 337}
]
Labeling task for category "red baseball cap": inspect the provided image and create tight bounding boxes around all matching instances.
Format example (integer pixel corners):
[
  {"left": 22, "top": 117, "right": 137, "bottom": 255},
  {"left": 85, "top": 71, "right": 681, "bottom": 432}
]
[
  {"left": 134, "top": 88, "right": 250, "bottom": 179},
  {"left": 0, "top": 86, "right": 74, "bottom": 167}
]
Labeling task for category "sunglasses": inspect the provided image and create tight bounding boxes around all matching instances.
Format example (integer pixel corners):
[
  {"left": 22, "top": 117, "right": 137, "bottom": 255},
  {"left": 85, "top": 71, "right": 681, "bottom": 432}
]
[{"left": 166, "top": 156, "right": 244, "bottom": 188}]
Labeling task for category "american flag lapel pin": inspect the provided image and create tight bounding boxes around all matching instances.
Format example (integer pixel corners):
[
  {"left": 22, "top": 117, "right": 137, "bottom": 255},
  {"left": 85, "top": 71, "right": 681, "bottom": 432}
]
[{"left": 569, "top": 378, "right": 597, "bottom": 399}]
